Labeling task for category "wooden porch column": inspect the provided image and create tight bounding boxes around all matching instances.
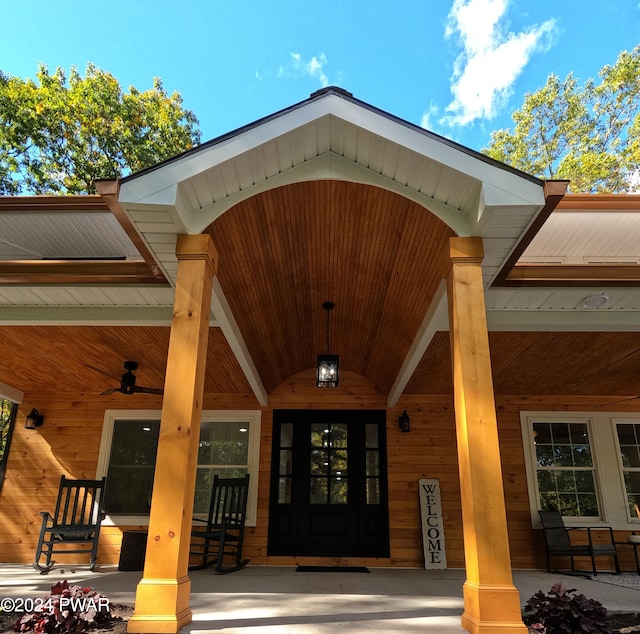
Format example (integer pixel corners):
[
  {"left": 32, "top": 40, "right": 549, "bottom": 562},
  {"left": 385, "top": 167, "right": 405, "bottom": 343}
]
[
  {"left": 128, "top": 234, "right": 217, "bottom": 634},
  {"left": 445, "top": 237, "right": 527, "bottom": 634}
]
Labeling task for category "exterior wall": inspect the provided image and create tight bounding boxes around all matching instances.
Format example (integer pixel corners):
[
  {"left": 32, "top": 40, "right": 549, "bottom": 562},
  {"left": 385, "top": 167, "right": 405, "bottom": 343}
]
[{"left": 1, "top": 381, "right": 638, "bottom": 570}]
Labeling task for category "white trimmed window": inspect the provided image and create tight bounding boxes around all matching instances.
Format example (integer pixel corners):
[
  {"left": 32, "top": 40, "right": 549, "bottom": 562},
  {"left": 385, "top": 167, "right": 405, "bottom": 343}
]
[
  {"left": 521, "top": 411, "right": 640, "bottom": 529},
  {"left": 97, "top": 410, "right": 261, "bottom": 526},
  {"left": 614, "top": 422, "right": 640, "bottom": 520}
]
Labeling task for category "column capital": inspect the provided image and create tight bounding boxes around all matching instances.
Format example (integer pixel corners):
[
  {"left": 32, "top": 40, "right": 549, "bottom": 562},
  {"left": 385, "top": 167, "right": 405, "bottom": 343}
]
[
  {"left": 176, "top": 234, "right": 218, "bottom": 271},
  {"left": 448, "top": 236, "right": 484, "bottom": 263}
]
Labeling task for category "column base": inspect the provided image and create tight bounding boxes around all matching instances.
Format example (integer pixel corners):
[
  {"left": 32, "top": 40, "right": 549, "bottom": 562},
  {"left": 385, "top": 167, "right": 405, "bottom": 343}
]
[
  {"left": 127, "top": 576, "right": 192, "bottom": 634},
  {"left": 461, "top": 581, "right": 528, "bottom": 633}
]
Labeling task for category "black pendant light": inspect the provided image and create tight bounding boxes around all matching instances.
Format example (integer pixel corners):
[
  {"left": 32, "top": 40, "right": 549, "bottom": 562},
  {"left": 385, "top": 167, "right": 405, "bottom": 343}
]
[{"left": 316, "top": 302, "right": 339, "bottom": 388}]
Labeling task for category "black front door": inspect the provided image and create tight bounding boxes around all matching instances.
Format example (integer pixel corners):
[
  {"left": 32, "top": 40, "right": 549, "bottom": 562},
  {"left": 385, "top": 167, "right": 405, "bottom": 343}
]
[{"left": 268, "top": 409, "right": 389, "bottom": 557}]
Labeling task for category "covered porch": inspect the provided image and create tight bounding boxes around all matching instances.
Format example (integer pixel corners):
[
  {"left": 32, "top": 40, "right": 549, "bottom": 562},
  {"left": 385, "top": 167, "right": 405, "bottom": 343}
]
[{"left": 1, "top": 87, "right": 640, "bottom": 634}]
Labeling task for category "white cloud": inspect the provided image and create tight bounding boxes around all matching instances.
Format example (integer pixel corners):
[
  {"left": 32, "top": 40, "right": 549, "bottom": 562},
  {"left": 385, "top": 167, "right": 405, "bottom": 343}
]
[
  {"left": 441, "top": 0, "right": 556, "bottom": 127},
  {"left": 279, "top": 53, "right": 330, "bottom": 87},
  {"left": 420, "top": 103, "right": 440, "bottom": 130}
]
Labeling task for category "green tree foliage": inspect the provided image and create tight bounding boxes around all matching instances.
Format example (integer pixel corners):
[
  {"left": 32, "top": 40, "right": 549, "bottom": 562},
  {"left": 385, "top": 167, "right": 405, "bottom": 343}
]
[
  {"left": 0, "top": 63, "right": 201, "bottom": 194},
  {"left": 484, "top": 46, "right": 640, "bottom": 193}
]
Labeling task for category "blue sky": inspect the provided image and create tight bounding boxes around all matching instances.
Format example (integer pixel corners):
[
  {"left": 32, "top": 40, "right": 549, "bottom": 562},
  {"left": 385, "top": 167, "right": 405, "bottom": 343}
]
[{"left": 1, "top": 0, "right": 639, "bottom": 152}]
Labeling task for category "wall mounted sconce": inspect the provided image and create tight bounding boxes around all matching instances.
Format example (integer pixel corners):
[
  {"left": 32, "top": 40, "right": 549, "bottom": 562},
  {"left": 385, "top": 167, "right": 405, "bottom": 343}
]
[
  {"left": 316, "top": 302, "right": 340, "bottom": 388},
  {"left": 398, "top": 410, "right": 411, "bottom": 433},
  {"left": 25, "top": 408, "right": 44, "bottom": 429}
]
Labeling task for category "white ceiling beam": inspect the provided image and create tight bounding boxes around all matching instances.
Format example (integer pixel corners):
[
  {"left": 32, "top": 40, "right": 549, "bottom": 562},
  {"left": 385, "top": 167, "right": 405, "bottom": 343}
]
[
  {"left": 387, "top": 280, "right": 449, "bottom": 407},
  {"left": 211, "top": 277, "right": 268, "bottom": 406}
]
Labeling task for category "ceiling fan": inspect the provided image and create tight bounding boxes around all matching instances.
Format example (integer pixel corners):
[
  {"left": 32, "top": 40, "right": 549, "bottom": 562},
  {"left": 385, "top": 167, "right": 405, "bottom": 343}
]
[{"left": 96, "top": 360, "right": 164, "bottom": 396}]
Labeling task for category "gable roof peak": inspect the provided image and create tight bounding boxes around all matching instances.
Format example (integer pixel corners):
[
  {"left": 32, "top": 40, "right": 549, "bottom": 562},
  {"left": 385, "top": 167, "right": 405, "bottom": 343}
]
[{"left": 309, "top": 86, "right": 354, "bottom": 99}]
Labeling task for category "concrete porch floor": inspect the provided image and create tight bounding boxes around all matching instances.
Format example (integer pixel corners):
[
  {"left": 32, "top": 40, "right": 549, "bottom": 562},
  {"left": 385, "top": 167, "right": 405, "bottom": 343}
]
[{"left": 1, "top": 564, "right": 638, "bottom": 633}]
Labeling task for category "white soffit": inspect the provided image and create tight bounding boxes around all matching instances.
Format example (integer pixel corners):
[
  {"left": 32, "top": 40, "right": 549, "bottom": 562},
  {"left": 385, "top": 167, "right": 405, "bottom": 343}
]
[{"left": 119, "top": 90, "right": 546, "bottom": 287}]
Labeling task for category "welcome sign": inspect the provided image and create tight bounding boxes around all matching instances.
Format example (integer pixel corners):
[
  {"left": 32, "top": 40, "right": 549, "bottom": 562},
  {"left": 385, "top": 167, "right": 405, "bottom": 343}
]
[{"left": 419, "top": 478, "right": 447, "bottom": 569}]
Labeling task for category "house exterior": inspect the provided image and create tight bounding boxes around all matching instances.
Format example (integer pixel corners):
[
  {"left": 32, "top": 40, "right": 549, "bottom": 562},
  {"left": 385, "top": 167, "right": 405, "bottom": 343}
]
[{"left": 1, "top": 87, "right": 639, "bottom": 633}]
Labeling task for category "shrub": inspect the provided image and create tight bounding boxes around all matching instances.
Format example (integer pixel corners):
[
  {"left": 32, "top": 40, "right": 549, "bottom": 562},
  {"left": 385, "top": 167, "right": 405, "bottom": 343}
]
[
  {"left": 523, "top": 583, "right": 610, "bottom": 634},
  {"left": 15, "top": 580, "right": 112, "bottom": 633}
]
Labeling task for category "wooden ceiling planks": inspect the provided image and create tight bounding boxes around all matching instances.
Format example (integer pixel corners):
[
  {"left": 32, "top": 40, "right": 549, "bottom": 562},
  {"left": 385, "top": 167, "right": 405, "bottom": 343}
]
[
  {"left": 0, "top": 325, "right": 251, "bottom": 396},
  {"left": 206, "top": 180, "right": 455, "bottom": 394},
  {"left": 406, "top": 330, "right": 640, "bottom": 397}
]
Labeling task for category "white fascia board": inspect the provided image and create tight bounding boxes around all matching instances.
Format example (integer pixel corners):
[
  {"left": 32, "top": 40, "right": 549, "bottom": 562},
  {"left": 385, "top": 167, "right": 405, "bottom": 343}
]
[
  {"left": 487, "top": 309, "right": 640, "bottom": 332},
  {"left": 387, "top": 281, "right": 449, "bottom": 406},
  {"left": 0, "top": 381, "right": 24, "bottom": 403},
  {"left": 190, "top": 152, "right": 472, "bottom": 236},
  {"left": 211, "top": 277, "right": 268, "bottom": 406},
  {"left": 474, "top": 182, "right": 545, "bottom": 235}
]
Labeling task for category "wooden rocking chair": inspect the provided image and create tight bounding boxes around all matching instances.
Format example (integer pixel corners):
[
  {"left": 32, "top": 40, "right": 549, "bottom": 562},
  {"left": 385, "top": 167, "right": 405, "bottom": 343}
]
[
  {"left": 33, "top": 475, "right": 106, "bottom": 574},
  {"left": 189, "top": 474, "right": 250, "bottom": 574},
  {"left": 539, "top": 509, "right": 620, "bottom": 575}
]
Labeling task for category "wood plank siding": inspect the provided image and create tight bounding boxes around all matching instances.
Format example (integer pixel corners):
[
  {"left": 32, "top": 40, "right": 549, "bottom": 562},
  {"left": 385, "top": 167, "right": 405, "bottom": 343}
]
[{"left": 2, "top": 371, "right": 638, "bottom": 571}]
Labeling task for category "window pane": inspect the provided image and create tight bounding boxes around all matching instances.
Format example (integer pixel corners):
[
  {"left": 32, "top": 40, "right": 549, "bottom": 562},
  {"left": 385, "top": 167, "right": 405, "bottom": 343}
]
[
  {"left": 311, "top": 424, "right": 327, "bottom": 447},
  {"left": 365, "top": 424, "right": 379, "bottom": 449},
  {"left": 537, "top": 470, "right": 556, "bottom": 493},
  {"left": 577, "top": 494, "right": 599, "bottom": 516},
  {"left": 572, "top": 445, "right": 592, "bottom": 467},
  {"left": 366, "top": 450, "right": 379, "bottom": 477},
  {"left": 310, "top": 478, "right": 328, "bottom": 504},
  {"left": 198, "top": 422, "right": 249, "bottom": 465},
  {"left": 627, "top": 493, "right": 640, "bottom": 518},
  {"left": 620, "top": 446, "right": 640, "bottom": 468},
  {"left": 310, "top": 449, "right": 329, "bottom": 475},
  {"left": 278, "top": 477, "right": 292, "bottom": 504},
  {"left": 533, "top": 422, "right": 552, "bottom": 444},
  {"left": 569, "top": 423, "right": 589, "bottom": 444},
  {"left": 555, "top": 470, "right": 576, "bottom": 493},
  {"left": 105, "top": 420, "right": 160, "bottom": 514},
  {"left": 331, "top": 424, "right": 348, "bottom": 448},
  {"left": 536, "top": 444, "right": 554, "bottom": 467},
  {"left": 551, "top": 423, "right": 570, "bottom": 444},
  {"left": 624, "top": 471, "right": 640, "bottom": 495},
  {"left": 330, "top": 478, "right": 348, "bottom": 504},
  {"left": 279, "top": 449, "right": 292, "bottom": 475},
  {"left": 366, "top": 478, "right": 380, "bottom": 505},
  {"left": 617, "top": 424, "right": 638, "bottom": 445},
  {"left": 554, "top": 445, "right": 572, "bottom": 466},
  {"left": 280, "top": 423, "right": 293, "bottom": 448},
  {"left": 559, "top": 493, "right": 580, "bottom": 516},
  {"left": 109, "top": 420, "right": 160, "bottom": 465},
  {"left": 574, "top": 470, "right": 596, "bottom": 492},
  {"left": 331, "top": 449, "right": 347, "bottom": 475},
  {"left": 105, "top": 466, "right": 155, "bottom": 514}
]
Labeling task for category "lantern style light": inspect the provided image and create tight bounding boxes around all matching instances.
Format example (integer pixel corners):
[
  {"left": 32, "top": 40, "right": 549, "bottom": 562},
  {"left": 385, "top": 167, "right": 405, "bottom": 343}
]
[{"left": 316, "top": 302, "right": 339, "bottom": 388}]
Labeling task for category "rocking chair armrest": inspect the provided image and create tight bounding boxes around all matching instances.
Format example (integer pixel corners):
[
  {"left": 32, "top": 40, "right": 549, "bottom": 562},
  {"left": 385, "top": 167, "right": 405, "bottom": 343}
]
[
  {"left": 39, "top": 511, "right": 53, "bottom": 524},
  {"left": 582, "top": 526, "right": 617, "bottom": 545},
  {"left": 192, "top": 517, "right": 208, "bottom": 524}
]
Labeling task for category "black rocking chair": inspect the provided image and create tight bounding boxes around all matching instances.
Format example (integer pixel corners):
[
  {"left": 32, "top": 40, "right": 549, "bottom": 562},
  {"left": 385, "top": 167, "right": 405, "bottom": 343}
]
[
  {"left": 539, "top": 510, "right": 620, "bottom": 575},
  {"left": 33, "top": 475, "right": 106, "bottom": 574},
  {"left": 189, "top": 474, "right": 250, "bottom": 574}
]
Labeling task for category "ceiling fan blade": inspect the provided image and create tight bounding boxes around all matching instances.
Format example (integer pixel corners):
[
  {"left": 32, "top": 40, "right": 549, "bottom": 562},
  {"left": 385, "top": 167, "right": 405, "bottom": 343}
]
[
  {"left": 133, "top": 385, "right": 164, "bottom": 395},
  {"left": 100, "top": 387, "right": 121, "bottom": 396},
  {"left": 596, "top": 395, "right": 640, "bottom": 408}
]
